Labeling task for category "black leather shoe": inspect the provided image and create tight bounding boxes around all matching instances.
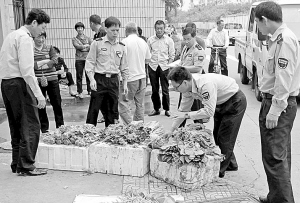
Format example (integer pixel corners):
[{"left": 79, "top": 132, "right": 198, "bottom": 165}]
[
  {"left": 226, "top": 166, "right": 238, "bottom": 171},
  {"left": 11, "top": 165, "right": 17, "bottom": 173},
  {"left": 165, "top": 111, "right": 171, "bottom": 117},
  {"left": 219, "top": 172, "right": 225, "bottom": 178},
  {"left": 259, "top": 196, "right": 269, "bottom": 203},
  {"left": 17, "top": 168, "right": 47, "bottom": 176},
  {"left": 148, "top": 110, "right": 160, "bottom": 116}
]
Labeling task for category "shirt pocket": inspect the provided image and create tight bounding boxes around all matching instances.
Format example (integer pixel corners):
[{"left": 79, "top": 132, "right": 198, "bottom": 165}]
[
  {"left": 115, "top": 51, "right": 122, "bottom": 66},
  {"left": 99, "top": 49, "right": 110, "bottom": 64},
  {"left": 265, "top": 54, "right": 275, "bottom": 74}
]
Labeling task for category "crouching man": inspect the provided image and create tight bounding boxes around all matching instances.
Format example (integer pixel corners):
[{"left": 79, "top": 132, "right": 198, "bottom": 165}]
[{"left": 166, "top": 67, "right": 247, "bottom": 178}]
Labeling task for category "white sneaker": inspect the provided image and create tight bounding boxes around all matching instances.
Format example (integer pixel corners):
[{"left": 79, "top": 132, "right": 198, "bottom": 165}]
[{"left": 78, "top": 93, "right": 84, "bottom": 99}]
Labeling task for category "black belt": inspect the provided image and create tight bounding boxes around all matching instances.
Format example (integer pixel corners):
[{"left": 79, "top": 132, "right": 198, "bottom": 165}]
[
  {"left": 213, "top": 45, "right": 224, "bottom": 47},
  {"left": 262, "top": 93, "right": 296, "bottom": 100},
  {"left": 97, "top": 73, "right": 118, "bottom": 78}
]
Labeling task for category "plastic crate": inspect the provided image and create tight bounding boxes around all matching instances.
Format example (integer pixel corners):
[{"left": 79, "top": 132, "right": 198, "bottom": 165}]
[
  {"left": 89, "top": 142, "right": 151, "bottom": 177},
  {"left": 35, "top": 143, "right": 89, "bottom": 171},
  {"left": 150, "top": 149, "right": 221, "bottom": 190}
]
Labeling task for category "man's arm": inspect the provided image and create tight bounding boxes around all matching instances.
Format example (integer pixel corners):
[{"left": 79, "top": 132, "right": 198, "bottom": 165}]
[
  {"left": 18, "top": 35, "right": 44, "bottom": 101},
  {"left": 224, "top": 30, "right": 230, "bottom": 48},
  {"left": 168, "top": 38, "right": 175, "bottom": 63},
  {"left": 206, "top": 29, "right": 213, "bottom": 47},
  {"left": 119, "top": 46, "right": 129, "bottom": 88},
  {"left": 72, "top": 37, "right": 86, "bottom": 50},
  {"left": 85, "top": 41, "right": 97, "bottom": 81}
]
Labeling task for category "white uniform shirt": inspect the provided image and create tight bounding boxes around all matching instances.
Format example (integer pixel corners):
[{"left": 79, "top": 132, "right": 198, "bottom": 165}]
[
  {"left": 260, "top": 23, "right": 300, "bottom": 116},
  {"left": 206, "top": 28, "right": 229, "bottom": 47},
  {"left": 122, "top": 34, "right": 151, "bottom": 82},
  {"left": 147, "top": 35, "right": 175, "bottom": 71},
  {"left": 0, "top": 26, "right": 43, "bottom": 100},
  {"left": 172, "top": 73, "right": 239, "bottom": 129},
  {"left": 180, "top": 41, "right": 206, "bottom": 72}
]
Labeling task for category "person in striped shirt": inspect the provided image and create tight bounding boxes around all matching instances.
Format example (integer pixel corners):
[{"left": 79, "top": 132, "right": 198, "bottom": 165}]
[{"left": 33, "top": 31, "right": 64, "bottom": 133}]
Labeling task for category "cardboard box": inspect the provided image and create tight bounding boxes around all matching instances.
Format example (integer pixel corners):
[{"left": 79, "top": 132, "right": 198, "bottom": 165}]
[
  {"left": 35, "top": 143, "right": 89, "bottom": 171},
  {"left": 150, "top": 149, "right": 220, "bottom": 190},
  {"left": 89, "top": 142, "right": 151, "bottom": 177}
]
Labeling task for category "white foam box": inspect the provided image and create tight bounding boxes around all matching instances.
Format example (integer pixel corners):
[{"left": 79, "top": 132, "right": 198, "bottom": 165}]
[
  {"left": 35, "top": 143, "right": 89, "bottom": 171},
  {"left": 89, "top": 142, "right": 151, "bottom": 177},
  {"left": 150, "top": 149, "right": 220, "bottom": 190}
]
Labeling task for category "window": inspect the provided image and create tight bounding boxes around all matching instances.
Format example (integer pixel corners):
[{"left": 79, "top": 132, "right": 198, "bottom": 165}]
[{"left": 248, "top": 8, "right": 255, "bottom": 32}]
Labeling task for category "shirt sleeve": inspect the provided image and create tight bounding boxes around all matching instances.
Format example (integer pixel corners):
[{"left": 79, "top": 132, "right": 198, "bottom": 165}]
[
  {"left": 18, "top": 35, "right": 43, "bottom": 100},
  {"left": 269, "top": 37, "right": 298, "bottom": 116},
  {"left": 172, "top": 93, "right": 193, "bottom": 130},
  {"left": 188, "top": 81, "right": 217, "bottom": 120},
  {"left": 85, "top": 41, "right": 98, "bottom": 75},
  {"left": 120, "top": 46, "right": 129, "bottom": 81},
  {"left": 145, "top": 43, "right": 151, "bottom": 60},
  {"left": 168, "top": 38, "right": 175, "bottom": 62},
  {"left": 72, "top": 37, "right": 85, "bottom": 50},
  {"left": 206, "top": 30, "right": 213, "bottom": 47}
]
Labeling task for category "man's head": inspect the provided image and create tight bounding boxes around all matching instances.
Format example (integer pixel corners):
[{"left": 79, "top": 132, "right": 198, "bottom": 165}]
[
  {"left": 33, "top": 31, "right": 46, "bottom": 47},
  {"left": 89, "top": 14, "right": 101, "bottom": 31},
  {"left": 25, "top": 8, "right": 50, "bottom": 38},
  {"left": 104, "top": 16, "right": 121, "bottom": 41},
  {"left": 182, "top": 27, "right": 196, "bottom": 48},
  {"left": 254, "top": 1, "right": 282, "bottom": 35},
  {"left": 154, "top": 20, "right": 165, "bottom": 38},
  {"left": 75, "top": 22, "right": 85, "bottom": 35},
  {"left": 216, "top": 20, "right": 224, "bottom": 31},
  {"left": 168, "top": 66, "right": 192, "bottom": 93},
  {"left": 125, "top": 22, "right": 137, "bottom": 37}
]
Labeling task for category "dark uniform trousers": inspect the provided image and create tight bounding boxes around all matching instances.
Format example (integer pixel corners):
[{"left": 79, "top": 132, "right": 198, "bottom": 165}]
[
  {"left": 148, "top": 65, "right": 170, "bottom": 111},
  {"left": 86, "top": 73, "right": 119, "bottom": 127},
  {"left": 213, "top": 90, "right": 247, "bottom": 174},
  {"left": 38, "top": 80, "right": 64, "bottom": 133},
  {"left": 259, "top": 95, "right": 296, "bottom": 203},
  {"left": 1, "top": 78, "right": 40, "bottom": 171},
  {"left": 208, "top": 48, "right": 228, "bottom": 76},
  {"left": 75, "top": 60, "right": 91, "bottom": 94}
]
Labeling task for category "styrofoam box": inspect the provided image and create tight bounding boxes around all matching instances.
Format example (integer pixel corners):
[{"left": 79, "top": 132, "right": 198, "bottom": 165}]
[
  {"left": 35, "top": 143, "right": 89, "bottom": 171},
  {"left": 150, "top": 149, "right": 221, "bottom": 190},
  {"left": 89, "top": 142, "right": 151, "bottom": 177}
]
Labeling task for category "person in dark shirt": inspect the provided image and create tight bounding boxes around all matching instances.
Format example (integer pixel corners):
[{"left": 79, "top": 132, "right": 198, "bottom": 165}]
[
  {"left": 137, "top": 26, "right": 147, "bottom": 42},
  {"left": 52, "top": 46, "right": 76, "bottom": 96},
  {"left": 89, "top": 14, "right": 106, "bottom": 40}
]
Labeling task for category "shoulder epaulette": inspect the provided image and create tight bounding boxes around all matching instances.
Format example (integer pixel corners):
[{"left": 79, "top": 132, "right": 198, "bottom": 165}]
[
  {"left": 195, "top": 44, "right": 203, "bottom": 50},
  {"left": 276, "top": 33, "right": 283, "bottom": 44},
  {"left": 119, "top": 42, "right": 125, "bottom": 46},
  {"left": 95, "top": 37, "right": 102, "bottom": 41}
]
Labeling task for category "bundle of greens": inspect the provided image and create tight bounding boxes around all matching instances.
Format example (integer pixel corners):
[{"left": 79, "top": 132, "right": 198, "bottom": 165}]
[
  {"left": 42, "top": 124, "right": 105, "bottom": 147},
  {"left": 158, "top": 124, "right": 223, "bottom": 167}
]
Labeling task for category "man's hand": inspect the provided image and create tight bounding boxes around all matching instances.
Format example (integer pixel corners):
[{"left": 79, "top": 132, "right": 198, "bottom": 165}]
[
  {"left": 123, "top": 85, "right": 128, "bottom": 95},
  {"left": 57, "top": 69, "right": 64, "bottom": 75},
  {"left": 202, "top": 117, "right": 210, "bottom": 123},
  {"left": 37, "top": 97, "right": 46, "bottom": 109},
  {"left": 90, "top": 79, "right": 97, "bottom": 91},
  {"left": 40, "top": 64, "right": 49, "bottom": 70},
  {"left": 266, "top": 113, "right": 279, "bottom": 129},
  {"left": 61, "top": 72, "right": 66, "bottom": 78}
]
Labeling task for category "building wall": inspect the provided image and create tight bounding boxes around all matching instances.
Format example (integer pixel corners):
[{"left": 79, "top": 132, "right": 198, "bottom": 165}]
[{"left": 23, "top": 0, "right": 165, "bottom": 77}]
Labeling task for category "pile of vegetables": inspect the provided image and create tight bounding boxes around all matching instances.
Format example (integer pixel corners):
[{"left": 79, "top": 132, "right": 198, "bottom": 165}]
[
  {"left": 41, "top": 121, "right": 165, "bottom": 147},
  {"left": 42, "top": 124, "right": 103, "bottom": 147},
  {"left": 157, "top": 124, "right": 223, "bottom": 167},
  {"left": 121, "top": 190, "right": 176, "bottom": 203}
]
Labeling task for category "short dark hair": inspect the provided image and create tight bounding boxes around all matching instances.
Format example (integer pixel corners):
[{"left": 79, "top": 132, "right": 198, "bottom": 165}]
[
  {"left": 89, "top": 14, "right": 101, "bottom": 24},
  {"left": 217, "top": 20, "right": 224, "bottom": 25},
  {"left": 154, "top": 20, "right": 165, "bottom": 28},
  {"left": 182, "top": 27, "right": 196, "bottom": 37},
  {"left": 25, "top": 8, "right": 50, "bottom": 25},
  {"left": 185, "top": 22, "right": 196, "bottom": 29},
  {"left": 167, "top": 66, "right": 192, "bottom": 83},
  {"left": 75, "top": 22, "right": 85, "bottom": 30},
  {"left": 255, "top": 1, "right": 282, "bottom": 23},
  {"left": 104, "top": 16, "right": 121, "bottom": 28},
  {"left": 53, "top": 46, "right": 60, "bottom": 54},
  {"left": 137, "top": 26, "right": 143, "bottom": 36}
]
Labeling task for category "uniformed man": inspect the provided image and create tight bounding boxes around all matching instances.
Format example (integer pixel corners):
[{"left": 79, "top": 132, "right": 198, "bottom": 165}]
[
  {"left": 177, "top": 27, "right": 206, "bottom": 127},
  {"left": 167, "top": 67, "right": 247, "bottom": 178},
  {"left": 85, "top": 16, "right": 129, "bottom": 127},
  {"left": 254, "top": 2, "right": 300, "bottom": 203},
  {"left": 89, "top": 14, "right": 106, "bottom": 40},
  {"left": 181, "top": 22, "right": 206, "bottom": 50}
]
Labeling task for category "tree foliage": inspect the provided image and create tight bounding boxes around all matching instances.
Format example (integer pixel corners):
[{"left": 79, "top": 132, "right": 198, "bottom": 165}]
[
  {"left": 163, "top": 0, "right": 183, "bottom": 22},
  {"left": 168, "top": 2, "right": 252, "bottom": 23}
]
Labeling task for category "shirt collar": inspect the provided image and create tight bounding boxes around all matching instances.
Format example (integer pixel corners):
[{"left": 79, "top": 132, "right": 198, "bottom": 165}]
[
  {"left": 270, "top": 23, "right": 286, "bottom": 42},
  {"left": 154, "top": 34, "right": 166, "bottom": 40},
  {"left": 20, "top": 26, "right": 32, "bottom": 38},
  {"left": 103, "top": 35, "right": 119, "bottom": 45}
]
